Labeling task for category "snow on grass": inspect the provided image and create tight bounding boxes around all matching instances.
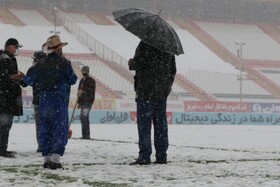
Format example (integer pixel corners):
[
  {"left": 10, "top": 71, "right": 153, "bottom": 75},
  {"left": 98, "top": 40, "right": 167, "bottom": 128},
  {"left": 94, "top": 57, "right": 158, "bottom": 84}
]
[{"left": 1, "top": 124, "right": 280, "bottom": 186}]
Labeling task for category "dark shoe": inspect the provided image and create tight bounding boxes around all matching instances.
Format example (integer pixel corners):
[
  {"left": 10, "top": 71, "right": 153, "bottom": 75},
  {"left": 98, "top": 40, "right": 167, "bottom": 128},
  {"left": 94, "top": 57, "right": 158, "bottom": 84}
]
[
  {"left": 6, "top": 151, "right": 16, "bottom": 155},
  {"left": 37, "top": 148, "right": 42, "bottom": 153},
  {"left": 154, "top": 160, "right": 167, "bottom": 164},
  {"left": 43, "top": 161, "right": 51, "bottom": 169},
  {"left": 49, "top": 161, "right": 63, "bottom": 170},
  {"left": 0, "top": 151, "right": 15, "bottom": 158},
  {"left": 129, "top": 159, "right": 151, "bottom": 165}
]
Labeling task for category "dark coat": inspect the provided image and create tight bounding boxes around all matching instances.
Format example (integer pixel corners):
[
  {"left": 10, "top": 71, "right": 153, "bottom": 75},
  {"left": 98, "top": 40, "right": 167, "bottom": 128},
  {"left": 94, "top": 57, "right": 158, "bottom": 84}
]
[
  {"left": 129, "top": 41, "right": 176, "bottom": 100},
  {"left": 77, "top": 74, "right": 96, "bottom": 105},
  {"left": 26, "top": 64, "right": 40, "bottom": 105},
  {"left": 0, "top": 50, "right": 26, "bottom": 116},
  {"left": 24, "top": 52, "right": 77, "bottom": 98}
]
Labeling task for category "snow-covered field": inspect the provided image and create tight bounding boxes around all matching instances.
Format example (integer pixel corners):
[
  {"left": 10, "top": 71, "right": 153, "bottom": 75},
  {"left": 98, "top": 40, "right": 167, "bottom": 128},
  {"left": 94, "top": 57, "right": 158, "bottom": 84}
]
[{"left": 1, "top": 124, "right": 280, "bottom": 187}]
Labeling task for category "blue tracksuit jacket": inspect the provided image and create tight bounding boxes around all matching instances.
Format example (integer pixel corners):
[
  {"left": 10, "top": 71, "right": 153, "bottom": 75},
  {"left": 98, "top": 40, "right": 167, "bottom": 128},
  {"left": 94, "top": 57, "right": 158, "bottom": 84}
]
[{"left": 24, "top": 52, "right": 77, "bottom": 156}]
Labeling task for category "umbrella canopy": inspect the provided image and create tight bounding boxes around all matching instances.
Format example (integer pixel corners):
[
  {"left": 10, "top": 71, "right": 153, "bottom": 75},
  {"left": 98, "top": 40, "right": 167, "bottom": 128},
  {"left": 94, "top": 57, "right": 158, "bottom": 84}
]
[{"left": 112, "top": 8, "right": 184, "bottom": 56}]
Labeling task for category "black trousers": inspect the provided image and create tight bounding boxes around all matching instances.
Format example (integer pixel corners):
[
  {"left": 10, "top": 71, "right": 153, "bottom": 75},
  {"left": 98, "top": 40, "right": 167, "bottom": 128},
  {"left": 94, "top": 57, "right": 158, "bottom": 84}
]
[
  {"left": 0, "top": 113, "right": 14, "bottom": 153},
  {"left": 79, "top": 103, "right": 92, "bottom": 138},
  {"left": 136, "top": 98, "right": 169, "bottom": 162}
]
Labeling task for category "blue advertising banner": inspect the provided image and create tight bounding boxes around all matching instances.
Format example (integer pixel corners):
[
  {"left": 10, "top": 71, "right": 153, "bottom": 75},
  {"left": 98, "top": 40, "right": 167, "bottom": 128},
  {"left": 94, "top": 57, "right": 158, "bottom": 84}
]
[
  {"left": 13, "top": 110, "right": 36, "bottom": 123},
  {"left": 70, "top": 110, "right": 131, "bottom": 124},
  {"left": 14, "top": 110, "right": 131, "bottom": 124},
  {"left": 14, "top": 110, "right": 280, "bottom": 125},
  {"left": 173, "top": 112, "right": 280, "bottom": 125},
  {"left": 92, "top": 111, "right": 130, "bottom": 124}
]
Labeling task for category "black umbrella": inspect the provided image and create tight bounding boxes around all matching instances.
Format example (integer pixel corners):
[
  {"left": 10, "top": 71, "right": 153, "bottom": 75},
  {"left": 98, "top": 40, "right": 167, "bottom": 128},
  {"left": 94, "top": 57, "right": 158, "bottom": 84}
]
[{"left": 112, "top": 8, "right": 184, "bottom": 56}]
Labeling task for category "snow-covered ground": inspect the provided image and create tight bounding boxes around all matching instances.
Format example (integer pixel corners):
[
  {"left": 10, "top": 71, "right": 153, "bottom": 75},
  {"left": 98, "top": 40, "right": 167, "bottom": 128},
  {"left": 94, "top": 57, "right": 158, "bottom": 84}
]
[{"left": 1, "top": 124, "right": 280, "bottom": 187}]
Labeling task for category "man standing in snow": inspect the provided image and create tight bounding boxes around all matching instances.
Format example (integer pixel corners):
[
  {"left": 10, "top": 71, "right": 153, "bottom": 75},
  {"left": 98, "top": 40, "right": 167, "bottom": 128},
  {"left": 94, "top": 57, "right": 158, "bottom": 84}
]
[
  {"left": 26, "top": 51, "right": 46, "bottom": 153},
  {"left": 0, "top": 38, "right": 26, "bottom": 158},
  {"left": 11, "top": 35, "right": 77, "bottom": 169},
  {"left": 128, "top": 41, "right": 176, "bottom": 165},
  {"left": 77, "top": 66, "right": 96, "bottom": 139}
]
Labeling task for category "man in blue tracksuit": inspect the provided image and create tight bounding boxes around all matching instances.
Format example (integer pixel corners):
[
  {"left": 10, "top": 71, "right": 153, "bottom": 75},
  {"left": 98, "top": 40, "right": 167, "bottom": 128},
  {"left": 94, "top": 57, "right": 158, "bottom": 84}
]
[{"left": 11, "top": 35, "right": 77, "bottom": 169}]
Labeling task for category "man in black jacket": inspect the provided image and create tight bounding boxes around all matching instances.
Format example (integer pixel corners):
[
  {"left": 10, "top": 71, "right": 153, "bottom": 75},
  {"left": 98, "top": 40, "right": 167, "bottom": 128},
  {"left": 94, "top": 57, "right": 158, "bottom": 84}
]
[
  {"left": 77, "top": 66, "right": 96, "bottom": 139},
  {"left": 0, "top": 38, "right": 26, "bottom": 158},
  {"left": 26, "top": 51, "right": 46, "bottom": 152},
  {"left": 129, "top": 41, "right": 176, "bottom": 165}
]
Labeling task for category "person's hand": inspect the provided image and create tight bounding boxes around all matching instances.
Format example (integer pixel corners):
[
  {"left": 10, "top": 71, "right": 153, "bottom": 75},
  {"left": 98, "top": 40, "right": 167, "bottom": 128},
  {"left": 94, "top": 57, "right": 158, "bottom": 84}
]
[
  {"left": 128, "top": 58, "right": 133, "bottom": 66},
  {"left": 77, "top": 89, "right": 85, "bottom": 97},
  {"left": 11, "top": 71, "right": 25, "bottom": 81}
]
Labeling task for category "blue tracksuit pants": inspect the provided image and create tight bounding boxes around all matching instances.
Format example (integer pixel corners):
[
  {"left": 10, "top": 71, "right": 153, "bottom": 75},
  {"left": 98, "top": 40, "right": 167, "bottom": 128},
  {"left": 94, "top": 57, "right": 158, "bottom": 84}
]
[{"left": 39, "top": 93, "right": 68, "bottom": 156}]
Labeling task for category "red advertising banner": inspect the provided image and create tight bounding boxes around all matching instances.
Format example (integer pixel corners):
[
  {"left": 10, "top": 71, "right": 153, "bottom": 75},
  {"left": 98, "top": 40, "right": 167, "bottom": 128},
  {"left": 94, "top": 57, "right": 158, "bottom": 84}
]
[
  {"left": 117, "top": 100, "right": 183, "bottom": 112},
  {"left": 130, "top": 112, "right": 137, "bottom": 123},
  {"left": 167, "top": 101, "right": 184, "bottom": 111},
  {"left": 94, "top": 99, "right": 115, "bottom": 110},
  {"left": 184, "top": 101, "right": 250, "bottom": 112},
  {"left": 166, "top": 112, "right": 173, "bottom": 124},
  {"left": 116, "top": 100, "right": 136, "bottom": 111}
]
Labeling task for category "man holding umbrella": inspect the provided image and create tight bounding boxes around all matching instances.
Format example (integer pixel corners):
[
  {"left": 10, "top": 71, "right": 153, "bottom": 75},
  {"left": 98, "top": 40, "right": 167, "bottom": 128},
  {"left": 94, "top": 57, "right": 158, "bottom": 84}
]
[
  {"left": 128, "top": 41, "right": 176, "bottom": 165},
  {"left": 113, "top": 8, "right": 183, "bottom": 165}
]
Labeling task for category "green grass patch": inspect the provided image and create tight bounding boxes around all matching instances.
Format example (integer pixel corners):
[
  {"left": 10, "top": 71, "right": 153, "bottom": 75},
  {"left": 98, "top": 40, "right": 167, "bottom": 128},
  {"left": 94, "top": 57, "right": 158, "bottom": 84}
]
[
  {"left": 83, "top": 179, "right": 131, "bottom": 187},
  {"left": 21, "top": 168, "right": 40, "bottom": 176},
  {"left": 7, "top": 178, "right": 16, "bottom": 183},
  {"left": 0, "top": 165, "right": 131, "bottom": 187},
  {"left": 42, "top": 173, "right": 77, "bottom": 183},
  {"left": 2, "top": 167, "right": 18, "bottom": 173}
]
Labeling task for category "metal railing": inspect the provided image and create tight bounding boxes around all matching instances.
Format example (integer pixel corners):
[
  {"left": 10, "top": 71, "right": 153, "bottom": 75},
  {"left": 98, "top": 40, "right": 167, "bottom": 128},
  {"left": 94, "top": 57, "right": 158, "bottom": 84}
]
[{"left": 55, "top": 8, "right": 128, "bottom": 67}]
